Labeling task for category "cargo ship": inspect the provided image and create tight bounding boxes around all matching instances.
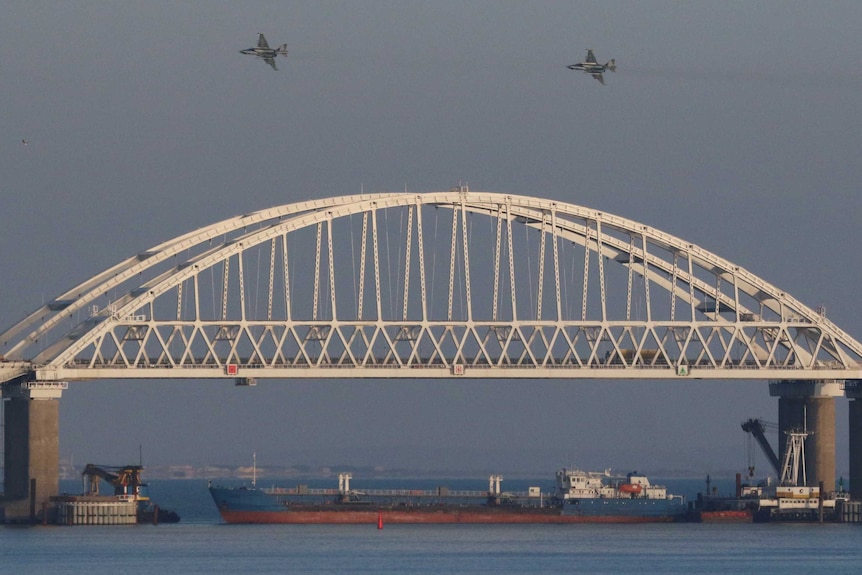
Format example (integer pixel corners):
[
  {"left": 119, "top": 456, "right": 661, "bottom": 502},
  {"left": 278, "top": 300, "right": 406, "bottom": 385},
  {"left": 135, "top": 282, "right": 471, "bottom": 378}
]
[{"left": 208, "top": 467, "right": 687, "bottom": 524}]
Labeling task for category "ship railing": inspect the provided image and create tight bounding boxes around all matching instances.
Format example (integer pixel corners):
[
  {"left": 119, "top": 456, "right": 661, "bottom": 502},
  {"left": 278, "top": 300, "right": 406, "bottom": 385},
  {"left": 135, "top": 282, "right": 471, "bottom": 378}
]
[
  {"left": 358, "top": 489, "right": 493, "bottom": 498},
  {"left": 263, "top": 487, "right": 540, "bottom": 499},
  {"left": 265, "top": 487, "right": 340, "bottom": 496}
]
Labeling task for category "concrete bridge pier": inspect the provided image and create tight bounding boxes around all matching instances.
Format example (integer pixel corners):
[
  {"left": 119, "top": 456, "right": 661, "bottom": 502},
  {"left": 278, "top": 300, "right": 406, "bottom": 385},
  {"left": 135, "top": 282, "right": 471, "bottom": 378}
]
[
  {"left": 0, "top": 380, "right": 65, "bottom": 523},
  {"left": 844, "top": 380, "right": 862, "bottom": 499},
  {"left": 769, "top": 380, "right": 840, "bottom": 492}
]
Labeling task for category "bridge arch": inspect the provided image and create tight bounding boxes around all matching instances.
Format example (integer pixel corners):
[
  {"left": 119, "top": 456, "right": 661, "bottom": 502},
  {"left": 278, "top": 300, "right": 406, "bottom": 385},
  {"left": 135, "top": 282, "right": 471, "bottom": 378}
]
[{"left": 2, "top": 187, "right": 861, "bottom": 383}]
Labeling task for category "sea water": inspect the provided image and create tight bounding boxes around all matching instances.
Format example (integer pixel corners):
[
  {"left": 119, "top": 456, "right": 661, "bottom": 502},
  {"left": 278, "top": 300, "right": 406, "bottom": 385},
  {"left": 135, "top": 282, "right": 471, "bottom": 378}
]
[{"left": 1, "top": 478, "right": 860, "bottom": 574}]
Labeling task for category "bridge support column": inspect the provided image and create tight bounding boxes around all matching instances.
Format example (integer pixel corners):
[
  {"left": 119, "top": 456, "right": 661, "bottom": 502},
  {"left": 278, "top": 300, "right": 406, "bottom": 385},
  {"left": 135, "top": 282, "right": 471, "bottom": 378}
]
[
  {"left": 845, "top": 381, "right": 862, "bottom": 499},
  {"left": 1, "top": 381, "right": 65, "bottom": 523},
  {"left": 769, "top": 380, "right": 840, "bottom": 491}
]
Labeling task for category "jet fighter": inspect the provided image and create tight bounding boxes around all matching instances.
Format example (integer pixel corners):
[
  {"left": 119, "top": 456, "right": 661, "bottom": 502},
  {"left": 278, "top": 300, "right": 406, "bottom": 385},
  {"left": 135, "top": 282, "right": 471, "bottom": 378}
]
[
  {"left": 567, "top": 50, "right": 616, "bottom": 85},
  {"left": 240, "top": 33, "right": 288, "bottom": 71}
]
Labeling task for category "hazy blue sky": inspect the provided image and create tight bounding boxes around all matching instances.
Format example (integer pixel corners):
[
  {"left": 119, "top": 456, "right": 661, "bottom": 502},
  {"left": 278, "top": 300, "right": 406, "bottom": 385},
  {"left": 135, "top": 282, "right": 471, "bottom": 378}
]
[{"left": 3, "top": 1, "right": 861, "bottom": 478}]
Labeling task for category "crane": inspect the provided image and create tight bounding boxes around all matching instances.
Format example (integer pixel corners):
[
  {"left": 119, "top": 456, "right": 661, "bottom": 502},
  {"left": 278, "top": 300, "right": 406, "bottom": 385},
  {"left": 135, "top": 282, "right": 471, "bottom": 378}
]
[
  {"left": 79, "top": 463, "right": 180, "bottom": 523},
  {"left": 741, "top": 419, "right": 781, "bottom": 477},
  {"left": 82, "top": 464, "right": 147, "bottom": 499}
]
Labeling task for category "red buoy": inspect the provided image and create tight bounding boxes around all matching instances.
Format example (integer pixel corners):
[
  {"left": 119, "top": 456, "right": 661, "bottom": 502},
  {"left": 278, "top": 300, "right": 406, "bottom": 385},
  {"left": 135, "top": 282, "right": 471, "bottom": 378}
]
[{"left": 377, "top": 512, "right": 384, "bottom": 529}]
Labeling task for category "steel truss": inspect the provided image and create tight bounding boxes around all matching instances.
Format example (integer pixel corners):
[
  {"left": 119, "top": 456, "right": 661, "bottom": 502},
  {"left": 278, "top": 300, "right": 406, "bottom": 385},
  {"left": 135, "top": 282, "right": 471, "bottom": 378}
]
[{"left": 2, "top": 187, "right": 861, "bottom": 382}]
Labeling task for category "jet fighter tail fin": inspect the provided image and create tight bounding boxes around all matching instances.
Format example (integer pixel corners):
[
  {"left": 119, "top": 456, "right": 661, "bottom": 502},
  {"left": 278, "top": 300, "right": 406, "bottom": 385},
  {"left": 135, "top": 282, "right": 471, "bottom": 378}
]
[
  {"left": 605, "top": 59, "right": 616, "bottom": 72},
  {"left": 277, "top": 44, "right": 288, "bottom": 56}
]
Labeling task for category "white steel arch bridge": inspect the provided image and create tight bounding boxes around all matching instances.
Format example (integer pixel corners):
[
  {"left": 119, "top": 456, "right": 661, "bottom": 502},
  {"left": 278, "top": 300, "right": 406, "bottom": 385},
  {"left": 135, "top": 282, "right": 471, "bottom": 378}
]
[{"left": 2, "top": 186, "right": 862, "bottom": 385}]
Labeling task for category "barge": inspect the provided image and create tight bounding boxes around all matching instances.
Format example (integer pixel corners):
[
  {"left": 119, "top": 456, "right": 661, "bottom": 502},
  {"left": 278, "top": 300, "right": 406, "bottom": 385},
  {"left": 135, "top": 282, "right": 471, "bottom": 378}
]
[
  {"left": 691, "top": 424, "right": 853, "bottom": 523},
  {"left": 51, "top": 464, "right": 180, "bottom": 525}
]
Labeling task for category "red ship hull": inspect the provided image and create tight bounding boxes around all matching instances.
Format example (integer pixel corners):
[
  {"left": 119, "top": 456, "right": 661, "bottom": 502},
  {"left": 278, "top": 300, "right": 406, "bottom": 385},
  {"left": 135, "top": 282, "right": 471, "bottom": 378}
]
[{"left": 218, "top": 508, "right": 678, "bottom": 524}]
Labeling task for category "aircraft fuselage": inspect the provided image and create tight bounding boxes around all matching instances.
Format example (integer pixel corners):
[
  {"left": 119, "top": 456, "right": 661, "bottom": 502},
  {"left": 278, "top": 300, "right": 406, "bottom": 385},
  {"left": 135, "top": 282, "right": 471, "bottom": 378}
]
[
  {"left": 240, "top": 48, "right": 277, "bottom": 56},
  {"left": 567, "top": 63, "right": 606, "bottom": 73}
]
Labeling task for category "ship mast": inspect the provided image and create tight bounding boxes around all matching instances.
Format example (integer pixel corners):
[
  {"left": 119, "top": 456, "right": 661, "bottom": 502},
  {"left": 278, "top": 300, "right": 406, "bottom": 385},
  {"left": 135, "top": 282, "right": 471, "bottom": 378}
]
[{"left": 779, "top": 431, "right": 808, "bottom": 487}]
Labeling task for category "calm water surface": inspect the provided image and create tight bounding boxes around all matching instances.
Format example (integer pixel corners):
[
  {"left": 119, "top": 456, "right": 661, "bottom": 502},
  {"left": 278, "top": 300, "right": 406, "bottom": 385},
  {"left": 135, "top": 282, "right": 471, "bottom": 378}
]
[{"left": 1, "top": 479, "right": 859, "bottom": 574}]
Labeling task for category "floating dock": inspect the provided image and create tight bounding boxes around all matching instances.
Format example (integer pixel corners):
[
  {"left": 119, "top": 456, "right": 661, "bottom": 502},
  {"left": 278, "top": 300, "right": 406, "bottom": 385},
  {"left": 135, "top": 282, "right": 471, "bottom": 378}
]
[{"left": 53, "top": 495, "right": 138, "bottom": 525}]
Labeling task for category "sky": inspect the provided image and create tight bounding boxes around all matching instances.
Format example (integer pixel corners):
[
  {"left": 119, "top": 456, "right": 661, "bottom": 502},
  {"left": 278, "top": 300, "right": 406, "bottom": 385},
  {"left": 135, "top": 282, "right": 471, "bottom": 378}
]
[{"left": 2, "top": 1, "right": 862, "bottom": 479}]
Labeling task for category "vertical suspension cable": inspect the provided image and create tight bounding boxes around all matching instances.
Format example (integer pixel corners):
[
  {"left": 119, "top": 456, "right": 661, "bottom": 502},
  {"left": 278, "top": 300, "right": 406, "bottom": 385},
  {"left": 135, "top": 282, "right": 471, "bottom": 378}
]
[
  {"left": 732, "top": 270, "right": 740, "bottom": 323},
  {"left": 714, "top": 274, "right": 722, "bottom": 318},
  {"left": 402, "top": 205, "right": 413, "bottom": 321},
  {"left": 560, "top": 235, "right": 570, "bottom": 321},
  {"left": 350, "top": 214, "right": 358, "bottom": 318},
  {"left": 371, "top": 206, "right": 383, "bottom": 321},
  {"left": 358, "top": 212, "right": 368, "bottom": 320},
  {"left": 506, "top": 198, "right": 517, "bottom": 321},
  {"left": 267, "top": 238, "right": 276, "bottom": 321},
  {"left": 253, "top": 244, "right": 262, "bottom": 320},
  {"left": 688, "top": 252, "right": 696, "bottom": 321},
  {"left": 282, "top": 232, "right": 291, "bottom": 322},
  {"left": 415, "top": 199, "right": 428, "bottom": 322},
  {"left": 460, "top": 195, "right": 472, "bottom": 322},
  {"left": 552, "top": 207, "right": 561, "bottom": 322},
  {"left": 536, "top": 213, "right": 547, "bottom": 320},
  {"left": 581, "top": 223, "right": 590, "bottom": 322},
  {"left": 447, "top": 205, "right": 458, "bottom": 321},
  {"left": 670, "top": 252, "right": 679, "bottom": 321},
  {"left": 626, "top": 235, "right": 635, "bottom": 321},
  {"left": 313, "top": 222, "right": 322, "bottom": 321},
  {"left": 596, "top": 220, "right": 607, "bottom": 322},
  {"left": 209, "top": 239, "right": 216, "bottom": 320},
  {"left": 327, "top": 214, "right": 337, "bottom": 321},
  {"left": 492, "top": 204, "right": 503, "bottom": 321},
  {"left": 641, "top": 231, "right": 651, "bottom": 323},
  {"left": 238, "top": 248, "right": 246, "bottom": 322},
  {"left": 525, "top": 217, "right": 533, "bottom": 317},
  {"left": 176, "top": 280, "right": 183, "bottom": 321},
  {"left": 193, "top": 272, "right": 200, "bottom": 322},
  {"left": 221, "top": 257, "right": 230, "bottom": 322},
  {"left": 429, "top": 209, "right": 438, "bottom": 320},
  {"left": 384, "top": 208, "right": 393, "bottom": 319}
]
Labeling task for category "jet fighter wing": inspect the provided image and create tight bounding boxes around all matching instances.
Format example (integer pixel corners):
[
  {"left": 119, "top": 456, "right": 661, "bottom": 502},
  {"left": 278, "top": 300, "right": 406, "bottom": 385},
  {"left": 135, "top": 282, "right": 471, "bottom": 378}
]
[
  {"left": 585, "top": 49, "right": 597, "bottom": 64},
  {"left": 258, "top": 33, "right": 270, "bottom": 49},
  {"left": 591, "top": 73, "right": 605, "bottom": 85},
  {"left": 264, "top": 56, "right": 278, "bottom": 71}
]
